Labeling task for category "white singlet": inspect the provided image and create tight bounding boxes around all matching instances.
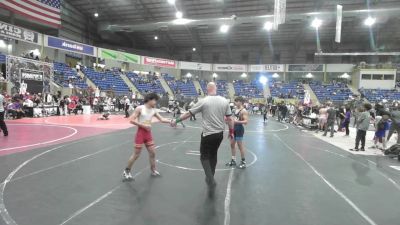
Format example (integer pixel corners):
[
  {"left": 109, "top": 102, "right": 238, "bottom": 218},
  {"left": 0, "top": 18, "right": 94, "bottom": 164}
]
[
  {"left": 20, "top": 82, "right": 27, "bottom": 95},
  {"left": 138, "top": 105, "right": 156, "bottom": 125}
]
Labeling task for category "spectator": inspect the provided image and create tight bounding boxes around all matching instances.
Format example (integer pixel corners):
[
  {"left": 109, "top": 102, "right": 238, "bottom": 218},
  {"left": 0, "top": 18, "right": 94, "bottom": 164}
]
[
  {"left": 343, "top": 106, "right": 351, "bottom": 136},
  {"left": 350, "top": 103, "right": 372, "bottom": 152},
  {"left": 323, "top": 103, "right": 336, "bottom": 137}
]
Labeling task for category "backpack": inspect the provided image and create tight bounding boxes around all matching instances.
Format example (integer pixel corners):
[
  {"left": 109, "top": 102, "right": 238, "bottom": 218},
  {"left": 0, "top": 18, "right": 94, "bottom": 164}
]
[{"left": 384, "top": 144, "right": 400, "bottom": 156}]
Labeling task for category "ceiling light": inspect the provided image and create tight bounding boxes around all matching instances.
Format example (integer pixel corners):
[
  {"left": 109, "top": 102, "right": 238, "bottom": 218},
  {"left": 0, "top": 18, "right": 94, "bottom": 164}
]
[
  {"left": 305, "top": 73, "right": 314, "bottom": 78},
  {"left": 192, "top": 47, "right": 196, "bottom": 52},
  {"left": 212, "top": 73, "right": 218, "bottom": 78},
  {"left": 364, "top": 16, "right": 376, "bottom": 26},
  {"left": 311, "top": 18, "right": 322, "bottom": 28},
  {"left": 186, "top": 72, "right": 192, "bottom": 78},
  {"left": 272, "top": 73, "right": 280, "bottom": 78},
  {"left": 176, "top": 11, "right": 183, "bottom": 19},
  {"left": 0, "top": 40, "right": 6, "bottom": 48},
  {"left": 167, "top": 0, "right": 175, "bottom": 5},
  {"left": 172, "top": 18, "right": 193, "bottom": 25},
  {"left": 94, "top": 12, "right": 99, "bottom": 17},
  {"left": 259, "top": 76, "right": 268, "bottom": 85},
  {"left": 341, "top": 73, "right": 350, "bottom": 79},
  {"left": 220, "top": 24, "right": 229, "bottom": 33},
  {"left": 241, "top": 73, "right": 247, "bottom": 78},
  {"left": 264, "top": 21, "right": 273, "bottom": 31},
  {"left": 154, "top": 36, "right": 158, "bottom": 40}
]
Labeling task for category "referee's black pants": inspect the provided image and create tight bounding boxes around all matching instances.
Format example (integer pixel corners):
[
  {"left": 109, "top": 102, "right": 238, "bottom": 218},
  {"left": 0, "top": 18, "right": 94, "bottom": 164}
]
[
  {"left": 0, "top": 111, "right": 8, "bottom": 136},
  {"left": 200, "top": 132, "right": 223, "bottom": 182}
]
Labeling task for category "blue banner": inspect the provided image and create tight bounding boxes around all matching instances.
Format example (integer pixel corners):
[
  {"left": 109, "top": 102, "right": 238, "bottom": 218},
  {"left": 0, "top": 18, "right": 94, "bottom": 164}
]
[{"left": 46, "top": 36, "right": 95, "bottom": 56}]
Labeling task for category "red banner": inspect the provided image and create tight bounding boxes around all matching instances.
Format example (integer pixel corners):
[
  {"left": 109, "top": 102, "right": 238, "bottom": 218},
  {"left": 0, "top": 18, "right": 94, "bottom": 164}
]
[{"left": 142, "top": 57, "right": 176, "bottom": 68}]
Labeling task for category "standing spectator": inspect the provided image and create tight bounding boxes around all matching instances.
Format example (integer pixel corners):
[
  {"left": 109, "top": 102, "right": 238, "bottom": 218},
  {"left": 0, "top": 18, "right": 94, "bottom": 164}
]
[
  {"left": 350, "top": 103, "right": 372, "bottom": 152},
  {"left": 124, "top": 96, "right": 131, "bottom": 118},
  {"left": 371, "top": 115, "right": 389, "bottom": 150},
  {"left": 189, "top": 99, "right": 197, "bottom": 121},
  {"left": 337, "top": 106, "right": 345, "bottom": 131},
  {"left": 323, "top": 103, "right": 336, "bottom": 137},
  {"left": 387, "top": 106, "right": 400, "bottom": 144},
  {"left": 343, "top": 106, "right": 351, "bottom": 136},
  {"left": 93, "top": 97, "right": 99, "bottom": 113},
  {"left": 263, "top": 105, "right": 268, "bottom": 123},
  {"left": 316, "top": 105, "right": 327, "bottom": 133},
  {"left": 0, "top": 92, "right": 8, "bottom": 136}
]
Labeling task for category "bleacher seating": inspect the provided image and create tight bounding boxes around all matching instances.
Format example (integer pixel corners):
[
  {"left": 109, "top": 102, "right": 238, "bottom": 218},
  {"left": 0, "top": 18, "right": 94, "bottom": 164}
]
[
  {"left": 309, "top": 82, "right": 352, "bottom": 102},
  {"left": 164, "top": 75, "right": 197, "bottom": 97},
  {"left": 199, "top": 80, "right": 208, "bottom": 95},
  {"left": 126, "top": 72, "right": 165, "bottom": 95},
  {"left": 53, "top": 62, "right": 88, "bottom": 89},
  {"left": 360, "top": 89, "right": 400, "bottom": 102},
  {"left": 270, "top": 81, "right": 305, "bottom": 99},
  {"left": 216, "top": 80, "right": 228, "bottom": 96},
  {"left": 82, "top": 67, "right": 130, "bottom": 95},
  {"left": 234, "top": 80, "right": 264, "bottom": 98},
  {"left": 0, "top": 54, "right": 6, "bottom": 64}
]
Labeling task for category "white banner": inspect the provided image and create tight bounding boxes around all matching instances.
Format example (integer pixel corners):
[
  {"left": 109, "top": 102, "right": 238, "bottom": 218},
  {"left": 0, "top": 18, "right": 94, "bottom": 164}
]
[
  {"left": 249, "top": 64, "right": 285, "bottom": 72},
  {"left": 179, "top": 61, "right": 212, "bottom": 71},
  {"left": 335, "top": 5, "right": 343, "bottom": 43},
  {"left": 213, "top": 64, "right": 247, "bottom": 72},
  {"left": 273, "top": 0, "right": 286, "bottom": 30}
]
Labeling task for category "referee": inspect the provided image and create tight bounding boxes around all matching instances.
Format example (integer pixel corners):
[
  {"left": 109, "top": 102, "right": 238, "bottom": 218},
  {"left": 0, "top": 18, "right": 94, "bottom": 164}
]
[{"left": 172, "top": 82, "right": 234, "bottom": 191}]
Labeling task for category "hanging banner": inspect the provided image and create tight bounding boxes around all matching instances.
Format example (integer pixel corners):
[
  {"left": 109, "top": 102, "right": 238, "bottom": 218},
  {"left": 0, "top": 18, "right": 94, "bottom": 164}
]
[
  {"left": 142, "top": 56, "right": 177, "bottom": 68},
  {"left": 99, "top": 48, "right": 140, "bottom": 64},
  {"left": 0, "top": 21, "right": 41, "bottom": 44},
  {"left": 249, "top": 64, "right": 285, "bottom": 72},
  {"left": 6, "top": 55, "right": 53, "bottom": 95},
  {"left": 179, "top": 61, "right": 212, "bottom": 71},
  {"left": 288, "top": 64, "right": 324, "bottom": 72},
  {"left": 335, "top": 5, "right": 343, "bottom": 43},
  {"left": 273, "top": 0, "right": 286, "bottom": 30},
  {"left": 213, "top": 64, "right": 247, "bottom": 72},
  {"left": 121, "top": 52, "right": 140, "bottom": 64},
  {"left": 45, "top": 36, "right": 96, "bottom": 56}
]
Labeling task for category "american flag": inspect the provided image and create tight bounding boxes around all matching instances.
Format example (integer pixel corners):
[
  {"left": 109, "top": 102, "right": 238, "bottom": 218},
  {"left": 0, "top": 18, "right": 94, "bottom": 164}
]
[{"left": 0, "top": 0, "right": 61, "bottom": 27}]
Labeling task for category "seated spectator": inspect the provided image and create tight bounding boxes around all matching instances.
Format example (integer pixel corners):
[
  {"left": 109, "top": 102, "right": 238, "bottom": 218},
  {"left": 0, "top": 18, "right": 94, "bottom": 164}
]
[
  {"left": 23, "top": 98, "right": 34, "bottom": 117},
  {"left": 68, "top": 100, "right": 77, "bottom": 115},
  {"left": 8, "top": 101, "right": 24, "bottom": 119}
]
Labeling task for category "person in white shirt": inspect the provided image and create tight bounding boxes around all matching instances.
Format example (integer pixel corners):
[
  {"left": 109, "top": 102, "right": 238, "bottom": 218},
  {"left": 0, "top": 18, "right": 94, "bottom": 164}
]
[
  {"left": 0, "top": 93, "right": 8, "bottom": 136},
  {"left": 23, "top": 98, "right": 34, "bottom": 117},
  {"left": 124, "top": 96, "right": 131, "bottom": 118},
  {"left": 92, "top": 97, "right": 99, "bottom": 113}
]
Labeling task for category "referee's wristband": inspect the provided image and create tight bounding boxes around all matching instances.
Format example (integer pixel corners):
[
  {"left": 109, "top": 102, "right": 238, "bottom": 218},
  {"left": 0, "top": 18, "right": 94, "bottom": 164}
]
[{"left": 175, "top": 118, "right": 182, "bottom": 123}]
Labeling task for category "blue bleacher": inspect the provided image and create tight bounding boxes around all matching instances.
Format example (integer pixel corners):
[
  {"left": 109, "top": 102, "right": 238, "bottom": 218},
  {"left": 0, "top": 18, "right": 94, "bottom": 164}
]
[
  {"left": 82, "top": 67, "right": 130, "bottom": 95},
  {"left": 53, "top": 62, "right": 88, "bottom": 89},
  {"left": 234, "top": 80, "right": 264, "bottom": 98},
  {"left": 126, "top": 72, "right": 165, "bottom": 95},
  {"left": 270, "top": 81, "right": 305, "bottom": 99},
  {"left": 361, "top": 89, "right": 400, "bottom": 102},
  {"left": 0, "top": 53, "right": 6, "bottom": 64},
  {"left": 309, "top": 82, "right": 352, "bottom": 102},
  {"left": 216, "top": 80, "right": 228, "bottom": 96},
  {"left": 199, "top": 80, "right": 208, "bottom": 95},
  {"left": 164, "top": 75, "right": 197, "bottom": 97}
]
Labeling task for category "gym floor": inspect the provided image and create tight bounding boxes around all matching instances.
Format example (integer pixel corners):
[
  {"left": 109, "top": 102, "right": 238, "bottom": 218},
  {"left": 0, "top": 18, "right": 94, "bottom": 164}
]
[{"left": 1, "top": 114, "right": 400, "bottom": 225}]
